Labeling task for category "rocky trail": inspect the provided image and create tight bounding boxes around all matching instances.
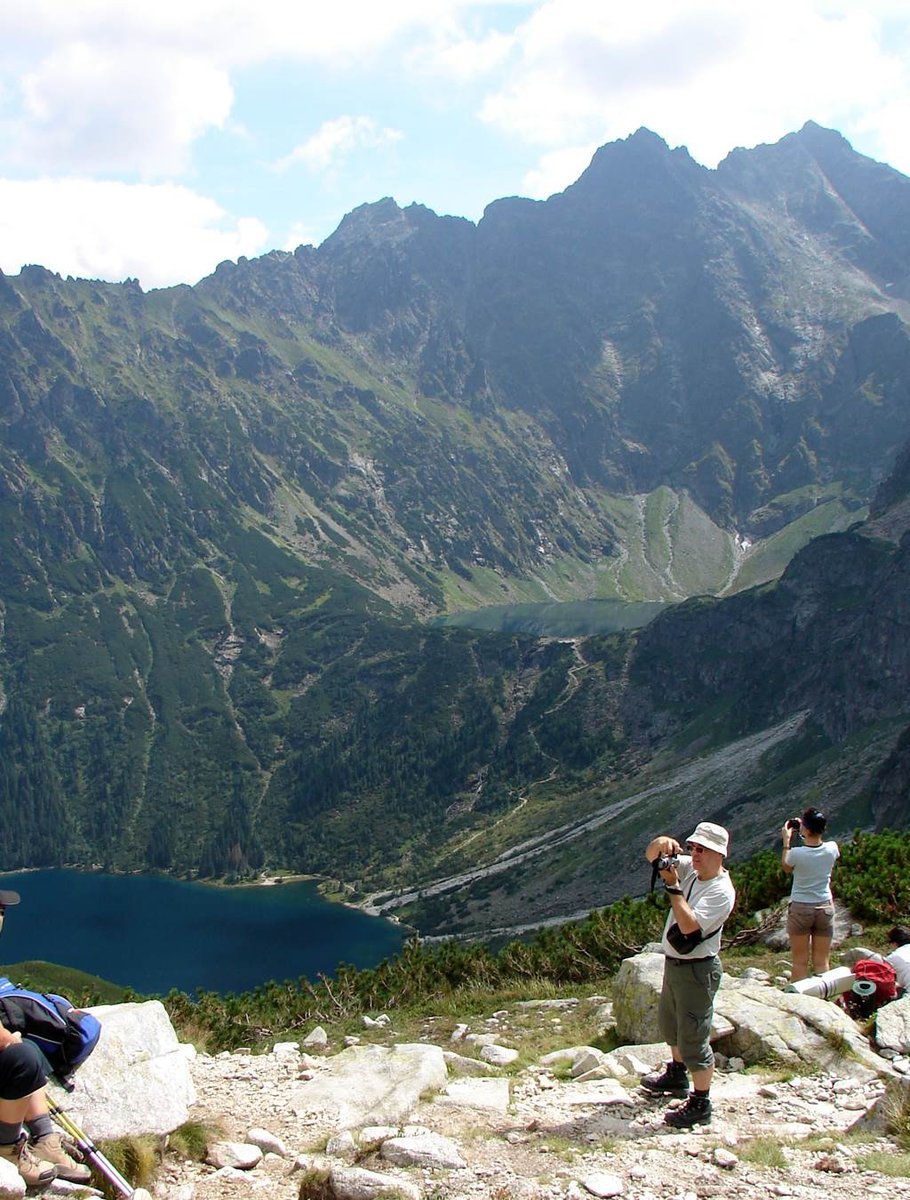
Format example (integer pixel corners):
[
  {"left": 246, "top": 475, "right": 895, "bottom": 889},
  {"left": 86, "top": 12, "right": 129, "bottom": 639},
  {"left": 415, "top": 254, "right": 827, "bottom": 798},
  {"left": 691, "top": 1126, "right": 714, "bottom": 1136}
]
[{"left": 154, "top": 980, "right": 910, "bottom": 1200}]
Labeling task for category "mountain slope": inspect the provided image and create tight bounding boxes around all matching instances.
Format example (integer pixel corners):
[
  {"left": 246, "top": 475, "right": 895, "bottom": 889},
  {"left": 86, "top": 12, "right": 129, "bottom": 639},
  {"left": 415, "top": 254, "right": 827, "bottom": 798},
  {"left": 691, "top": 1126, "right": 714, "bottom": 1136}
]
[{"left": 0, "top": 123, "right": 909, "bottom": 890}]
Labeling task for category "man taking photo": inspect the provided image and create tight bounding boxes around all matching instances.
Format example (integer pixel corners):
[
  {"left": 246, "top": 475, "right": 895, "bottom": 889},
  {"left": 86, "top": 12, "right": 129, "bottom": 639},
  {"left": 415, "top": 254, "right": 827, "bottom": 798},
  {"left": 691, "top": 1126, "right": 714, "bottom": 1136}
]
[{"left": 640, "top": 822, "right": 736, "bottom": 1128}]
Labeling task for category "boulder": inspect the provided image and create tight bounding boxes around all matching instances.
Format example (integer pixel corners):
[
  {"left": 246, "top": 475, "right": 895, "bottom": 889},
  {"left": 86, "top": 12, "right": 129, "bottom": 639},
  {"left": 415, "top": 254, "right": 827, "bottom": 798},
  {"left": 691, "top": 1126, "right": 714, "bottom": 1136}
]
[
  {"left": 380, "top": 1132, "right": 466, "bottom": 1169},
  {"left": 437, "top": 1077, "right": 511, "bottom": 1113},
  {"left": 480, "top": 1044, "right": 519, "bottom": 1066},
  {"left": 0, "top": 1158, "right": 25, "bottom": 1200},
  {"left": 49, "top": 1000, "right": 196, "bottom": 1139},
  {"left": 875, "top": 995, "right": 910, "bottom": 1054},
  {"left": 329, "top": 1165, "right": 421, "bottom": 1200},
  {"left": 612, "top": 951, "right": 889, "bottom": 1075},
  {"left": 443, "top": 1050, "right": 497, "bottom": 1076},
  {"left": 714, "top": 980, "right": 888, "bottom": 1074},
  {"left": 206, "top": 1142, "right": 263, "bottom": 1170},
  {"left": 289, "top": 1043, "right": 447, "bottom": 1131}
]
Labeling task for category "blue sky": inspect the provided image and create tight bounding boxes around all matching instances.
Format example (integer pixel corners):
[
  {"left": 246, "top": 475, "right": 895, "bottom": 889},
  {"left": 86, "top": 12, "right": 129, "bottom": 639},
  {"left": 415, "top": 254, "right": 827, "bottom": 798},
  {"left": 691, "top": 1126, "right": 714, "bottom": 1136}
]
[{"left": 1, "top": 1, "right": 908, "bottom": 290}]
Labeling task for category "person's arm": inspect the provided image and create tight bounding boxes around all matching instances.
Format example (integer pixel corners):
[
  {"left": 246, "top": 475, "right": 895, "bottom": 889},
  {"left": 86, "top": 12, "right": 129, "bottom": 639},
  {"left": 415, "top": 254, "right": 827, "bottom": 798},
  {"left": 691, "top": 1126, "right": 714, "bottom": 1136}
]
[
  {"left": 645, "top": 835, "right": 681, "bottom": 864},
  {"left": 781, "top": 823, "right": 794, "bottom": 874},
  {"left": 842, "top": 946, "right": 884, "bottom": 967},
  {"left": 645, "top": 837, "right": 701, "bottom": 933}
]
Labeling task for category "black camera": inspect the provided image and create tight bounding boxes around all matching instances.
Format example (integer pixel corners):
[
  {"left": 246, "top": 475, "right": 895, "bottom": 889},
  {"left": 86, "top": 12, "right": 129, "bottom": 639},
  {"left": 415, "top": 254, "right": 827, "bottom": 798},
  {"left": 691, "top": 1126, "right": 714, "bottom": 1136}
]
[
  {"left": 656, "top": 854, "right": 679, "bottom": 871},
  {"left": 787, "top": 818, "right": 801, "bottom": 831}
]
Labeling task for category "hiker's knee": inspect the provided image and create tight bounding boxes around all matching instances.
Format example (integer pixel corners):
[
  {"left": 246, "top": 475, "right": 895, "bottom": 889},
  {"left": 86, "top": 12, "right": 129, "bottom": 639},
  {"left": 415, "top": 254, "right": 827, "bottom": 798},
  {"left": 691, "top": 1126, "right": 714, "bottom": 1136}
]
[{"left": 0, "top": 1039, "right": 49, "bottom": 1101}]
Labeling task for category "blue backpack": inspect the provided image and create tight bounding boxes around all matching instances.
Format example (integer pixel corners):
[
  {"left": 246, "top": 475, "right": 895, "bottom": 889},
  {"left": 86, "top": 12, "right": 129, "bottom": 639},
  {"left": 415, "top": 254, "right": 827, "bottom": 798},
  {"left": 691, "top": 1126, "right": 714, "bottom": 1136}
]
[{"left": 0, "top": 977, "right": 101, "bottom": 1091}]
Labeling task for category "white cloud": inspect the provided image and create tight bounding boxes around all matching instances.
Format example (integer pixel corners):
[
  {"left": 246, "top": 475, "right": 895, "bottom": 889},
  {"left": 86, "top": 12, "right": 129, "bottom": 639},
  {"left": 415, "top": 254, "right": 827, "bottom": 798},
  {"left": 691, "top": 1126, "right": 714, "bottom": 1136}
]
[
  {"left": 0, "top": 179, "right": 268, "bottom": 288},
  {"left": 0, "top": 1, "right": 517, "bottom": 68},
  {"left": 411, "top": 29, "right": 515, "bottom": 82},
  {"left": 281, "top": 220, "right": 321, "bottom": 251},
  {"left": 15, "top": 46, "right": 232, "bottom": 177},
  {"left": 522, "top": 143, "right": 598, "bottom": 199},
  {"left": 277, "top": 116, "right": 404, "bottom": 175},
  {"left": 480, "top": 1, "right": 910, "bottom": 174}
]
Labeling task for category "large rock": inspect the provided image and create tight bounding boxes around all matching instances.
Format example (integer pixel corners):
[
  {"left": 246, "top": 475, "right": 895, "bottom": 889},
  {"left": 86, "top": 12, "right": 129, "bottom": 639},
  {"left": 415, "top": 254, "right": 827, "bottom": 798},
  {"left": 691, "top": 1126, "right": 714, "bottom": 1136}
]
[
  {"left": 875, "top": 995, "right": 910, "bottom": 1054},
  {"left": 50, "top": 1000, "right": 196, "bottom": 1139},
  {"left": 612, "top": 951, "right": 889, "bottom": 1075},
  {"left": 436, "top": 1077, "right": 511, "bottom": 1112},
  {"left": 289, "top": 1043, "right": 447, "bottom": 1131},
  {"left": 714, "top": 978, "right": 888, "bottom": 1074},
  {"left": 380, "top": 1132, "right": 466, "bottom": 1169},
  {"left": 0, "top": 1158, "right": 25, "bottom": 1200},
  {"left": 329, "top": 1165, "right": 421, "bottom": 1200}
]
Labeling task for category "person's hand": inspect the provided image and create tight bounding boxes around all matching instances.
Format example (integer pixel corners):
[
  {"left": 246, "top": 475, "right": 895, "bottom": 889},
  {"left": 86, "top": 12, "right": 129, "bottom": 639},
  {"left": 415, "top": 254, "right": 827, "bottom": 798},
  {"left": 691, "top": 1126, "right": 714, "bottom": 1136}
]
[
  {"left": 0, "top": 1030, "right": 22, "bottom": 1052},
  {"left": 781, "top": 822, "right": 793, "bottom": 846},
  {"left": 660, "top": 864, "right": 680, "bottom": 887}
]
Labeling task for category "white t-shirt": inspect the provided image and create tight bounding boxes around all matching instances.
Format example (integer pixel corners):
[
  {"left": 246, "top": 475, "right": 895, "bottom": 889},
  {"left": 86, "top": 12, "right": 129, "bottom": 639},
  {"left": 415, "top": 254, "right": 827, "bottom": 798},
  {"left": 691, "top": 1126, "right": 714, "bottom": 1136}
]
[
  {"left": 661, "top": 857, "right": 736, "bottom": 960},
  {"left": 887, "top": 944, "right": 910, "bottom": 991},
  {"left": 785, "top": 841, "right": 839, "bottom": 904}
]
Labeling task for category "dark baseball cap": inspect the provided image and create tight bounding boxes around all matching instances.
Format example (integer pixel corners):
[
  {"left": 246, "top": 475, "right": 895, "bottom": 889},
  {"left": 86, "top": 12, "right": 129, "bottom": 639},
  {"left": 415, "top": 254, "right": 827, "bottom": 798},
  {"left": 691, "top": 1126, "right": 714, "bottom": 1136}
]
[{"left": 0, "top": 890, "right": 20, "bottom": 907}]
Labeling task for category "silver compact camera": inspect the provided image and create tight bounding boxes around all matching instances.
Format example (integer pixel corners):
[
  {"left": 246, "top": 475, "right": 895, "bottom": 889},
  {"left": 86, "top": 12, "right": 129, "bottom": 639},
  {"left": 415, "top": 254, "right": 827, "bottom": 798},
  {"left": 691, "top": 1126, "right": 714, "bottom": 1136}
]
[{"left": 655, "top": 854, "right": 679, "bottom": 872}]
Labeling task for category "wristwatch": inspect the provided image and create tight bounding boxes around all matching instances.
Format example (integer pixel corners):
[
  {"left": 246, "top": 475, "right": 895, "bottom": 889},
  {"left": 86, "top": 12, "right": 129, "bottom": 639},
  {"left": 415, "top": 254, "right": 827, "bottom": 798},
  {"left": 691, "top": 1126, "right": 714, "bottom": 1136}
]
[{"left": 664, "top": 885, "right": 683, "bottom": 896}]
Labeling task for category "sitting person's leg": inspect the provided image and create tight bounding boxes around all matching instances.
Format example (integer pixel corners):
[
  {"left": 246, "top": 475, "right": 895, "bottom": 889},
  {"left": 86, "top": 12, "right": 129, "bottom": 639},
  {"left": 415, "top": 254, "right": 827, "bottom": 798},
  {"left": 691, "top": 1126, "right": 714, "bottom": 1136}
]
[
  {"left": 0, "top": 1039, "right": 57, "bottom": 1187},
  {"left": 24, "top": 1090, "right": 91, "bottom": 1182}
]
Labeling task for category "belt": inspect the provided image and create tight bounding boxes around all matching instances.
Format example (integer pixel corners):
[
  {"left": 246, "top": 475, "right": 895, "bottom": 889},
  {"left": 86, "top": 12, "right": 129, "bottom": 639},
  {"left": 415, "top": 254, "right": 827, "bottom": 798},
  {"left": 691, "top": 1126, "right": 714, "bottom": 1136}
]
[{"left": 667, "top": 954, "right": 718, "bottom": 965}]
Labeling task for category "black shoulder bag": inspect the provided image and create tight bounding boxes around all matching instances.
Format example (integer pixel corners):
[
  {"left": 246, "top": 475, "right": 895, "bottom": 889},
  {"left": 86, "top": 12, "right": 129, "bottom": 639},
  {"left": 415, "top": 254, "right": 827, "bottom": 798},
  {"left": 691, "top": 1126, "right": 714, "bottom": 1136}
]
[{"left": 666, "top": 878, "right": 723, "bottom": 955}]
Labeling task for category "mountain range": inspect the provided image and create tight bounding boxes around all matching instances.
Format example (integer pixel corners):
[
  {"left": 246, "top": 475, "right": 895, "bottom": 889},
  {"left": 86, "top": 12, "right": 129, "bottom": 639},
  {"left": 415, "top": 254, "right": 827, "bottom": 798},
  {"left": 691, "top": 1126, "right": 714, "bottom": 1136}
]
[{"left": 0, "top": 121, "right": 908, "bottom": 932}]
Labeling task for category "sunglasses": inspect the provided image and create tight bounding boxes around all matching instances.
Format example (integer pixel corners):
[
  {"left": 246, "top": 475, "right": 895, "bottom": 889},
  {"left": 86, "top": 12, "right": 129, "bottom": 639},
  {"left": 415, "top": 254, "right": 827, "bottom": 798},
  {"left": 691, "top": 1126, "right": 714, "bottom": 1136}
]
[{"left": 686, "top": 843, "right": 707, "bottom": 853}]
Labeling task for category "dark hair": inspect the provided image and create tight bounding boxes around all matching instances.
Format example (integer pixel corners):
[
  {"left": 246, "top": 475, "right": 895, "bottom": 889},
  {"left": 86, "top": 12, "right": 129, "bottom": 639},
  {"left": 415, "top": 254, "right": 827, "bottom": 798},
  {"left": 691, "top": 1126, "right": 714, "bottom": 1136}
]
[
  {"left": 888, "top": 926, "right": 910, "bottom": 947},
  {"left": 801, "top": 807, "right": 827, "bottom": 835}
]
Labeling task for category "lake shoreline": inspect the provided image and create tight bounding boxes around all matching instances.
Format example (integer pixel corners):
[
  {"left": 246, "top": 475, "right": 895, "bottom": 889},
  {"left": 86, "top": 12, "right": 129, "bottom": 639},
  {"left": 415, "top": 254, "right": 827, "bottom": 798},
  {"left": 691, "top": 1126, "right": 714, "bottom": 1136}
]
[{"left": 0, "top": 868, "right": 408, "bottom": 995}]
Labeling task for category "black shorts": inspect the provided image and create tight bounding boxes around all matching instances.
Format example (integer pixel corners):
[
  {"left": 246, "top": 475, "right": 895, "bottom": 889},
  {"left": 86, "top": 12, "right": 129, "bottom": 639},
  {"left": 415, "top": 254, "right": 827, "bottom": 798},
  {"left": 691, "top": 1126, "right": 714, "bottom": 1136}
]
[{"left": 0, "top": 1040, "right": 48, "bottom": 1100}]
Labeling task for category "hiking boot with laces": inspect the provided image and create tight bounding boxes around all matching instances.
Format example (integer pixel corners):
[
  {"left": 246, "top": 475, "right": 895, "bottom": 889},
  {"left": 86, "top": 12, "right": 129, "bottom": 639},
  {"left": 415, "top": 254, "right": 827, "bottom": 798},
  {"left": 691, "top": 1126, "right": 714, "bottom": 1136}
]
[
  {"left": 30, "top": 1132, "right": 91, "bottom": 1183},
  {"left": 664, "top": 1093, "right": 712, "bottom": 1128},
  {"left": 640, "top": 1060, "right": 689, "bottom": 1098},
  {"left": 0, "top": 1134, "right": 57, "bottom": 1187}
]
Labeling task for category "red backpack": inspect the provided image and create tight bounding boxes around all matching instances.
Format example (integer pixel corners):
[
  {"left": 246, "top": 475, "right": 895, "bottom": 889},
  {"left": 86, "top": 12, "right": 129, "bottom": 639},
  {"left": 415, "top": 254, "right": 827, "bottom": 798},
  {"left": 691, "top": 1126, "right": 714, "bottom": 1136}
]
[{"left": 852, "top": 958, "right": 898, "bottom": 1006}]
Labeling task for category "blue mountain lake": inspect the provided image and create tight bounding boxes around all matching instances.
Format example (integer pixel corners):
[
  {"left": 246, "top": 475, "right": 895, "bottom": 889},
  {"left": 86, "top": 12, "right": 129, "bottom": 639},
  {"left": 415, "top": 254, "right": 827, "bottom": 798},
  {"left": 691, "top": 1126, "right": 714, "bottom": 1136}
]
[{"left": 0, "top": 870, "right": 407, "bottom": 996}]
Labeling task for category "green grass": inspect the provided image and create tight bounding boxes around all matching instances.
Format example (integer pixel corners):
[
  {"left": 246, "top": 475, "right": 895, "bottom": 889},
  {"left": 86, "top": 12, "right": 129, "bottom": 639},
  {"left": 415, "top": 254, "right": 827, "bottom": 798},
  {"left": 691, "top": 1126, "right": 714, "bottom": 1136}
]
[
  {"left": 730, "top": 498, "right": 863, "bottom": 593},
  {"left": 737, "top": 1138, "right": 789, "bottom": 1168},
  {"left": 856, "top": 1151, "right": 910, "bottom": 1177},
  {"left": 166, "top": 1120, "right": 217, "bottom": 1161},
  {"left": 0, "top": 961, "right": 132, "bottom": 1004}
]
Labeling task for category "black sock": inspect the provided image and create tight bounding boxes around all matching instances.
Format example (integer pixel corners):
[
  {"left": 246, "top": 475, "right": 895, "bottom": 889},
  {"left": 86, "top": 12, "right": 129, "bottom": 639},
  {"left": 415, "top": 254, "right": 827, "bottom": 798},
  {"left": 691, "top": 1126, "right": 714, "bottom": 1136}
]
[{"left": 27, "top": 1114, "right": 54, "bottom": 1140}]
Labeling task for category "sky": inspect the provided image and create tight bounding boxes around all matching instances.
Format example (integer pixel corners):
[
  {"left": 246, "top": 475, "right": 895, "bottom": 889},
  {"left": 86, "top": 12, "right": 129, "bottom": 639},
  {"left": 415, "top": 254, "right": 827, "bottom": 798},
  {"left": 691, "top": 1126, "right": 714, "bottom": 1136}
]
[{"left": 0, "top": 1, "right": 908, "bottom": 291}]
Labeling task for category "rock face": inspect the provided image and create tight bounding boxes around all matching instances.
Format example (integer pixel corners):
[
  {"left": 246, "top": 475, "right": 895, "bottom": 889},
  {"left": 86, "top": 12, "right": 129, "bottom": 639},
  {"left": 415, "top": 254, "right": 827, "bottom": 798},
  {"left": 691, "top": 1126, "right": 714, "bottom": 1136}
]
[
  {"left": 288, "top": 1043, "right": 448, "bottom": 1130},
  {"left": 51, "top": 999, "right": 196, "bottom": 1140}
]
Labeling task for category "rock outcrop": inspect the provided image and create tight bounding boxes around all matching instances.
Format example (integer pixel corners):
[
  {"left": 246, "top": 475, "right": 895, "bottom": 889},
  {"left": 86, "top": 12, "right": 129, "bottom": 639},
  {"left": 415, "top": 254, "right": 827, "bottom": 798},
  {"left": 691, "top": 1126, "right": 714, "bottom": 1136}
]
[{"left": 48, "top": 999, "right": 196, "bottom": 1140}]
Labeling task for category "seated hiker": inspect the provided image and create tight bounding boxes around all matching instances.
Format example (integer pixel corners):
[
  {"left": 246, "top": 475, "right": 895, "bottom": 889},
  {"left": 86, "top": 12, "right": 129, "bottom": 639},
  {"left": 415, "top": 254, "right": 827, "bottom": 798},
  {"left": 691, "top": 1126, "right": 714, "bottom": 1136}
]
[
  {"left": 844, "top": 925, "right": 910, "bottom": 995},
  {"left": 0, "top": 1029, "right": 90, "bottom": 1186}
]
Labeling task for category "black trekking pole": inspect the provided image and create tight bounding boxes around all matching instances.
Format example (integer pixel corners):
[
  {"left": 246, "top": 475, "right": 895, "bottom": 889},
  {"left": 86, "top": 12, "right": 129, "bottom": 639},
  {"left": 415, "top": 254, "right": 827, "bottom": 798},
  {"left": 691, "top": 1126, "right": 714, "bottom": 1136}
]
[{"left": 48, "top": 1102, "right": 136, "bottom": 1199}]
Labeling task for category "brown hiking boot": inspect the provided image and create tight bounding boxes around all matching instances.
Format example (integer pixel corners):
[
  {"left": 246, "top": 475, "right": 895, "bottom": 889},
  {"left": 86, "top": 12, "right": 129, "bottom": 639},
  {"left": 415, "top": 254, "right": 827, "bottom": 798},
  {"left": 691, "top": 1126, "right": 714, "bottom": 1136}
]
[
  {"left": 30, "top": 1132, "right": 91, "bottom": 1183},
  {"left": 0, "top": 1134, "right": 57, "bottom": 1187}
]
